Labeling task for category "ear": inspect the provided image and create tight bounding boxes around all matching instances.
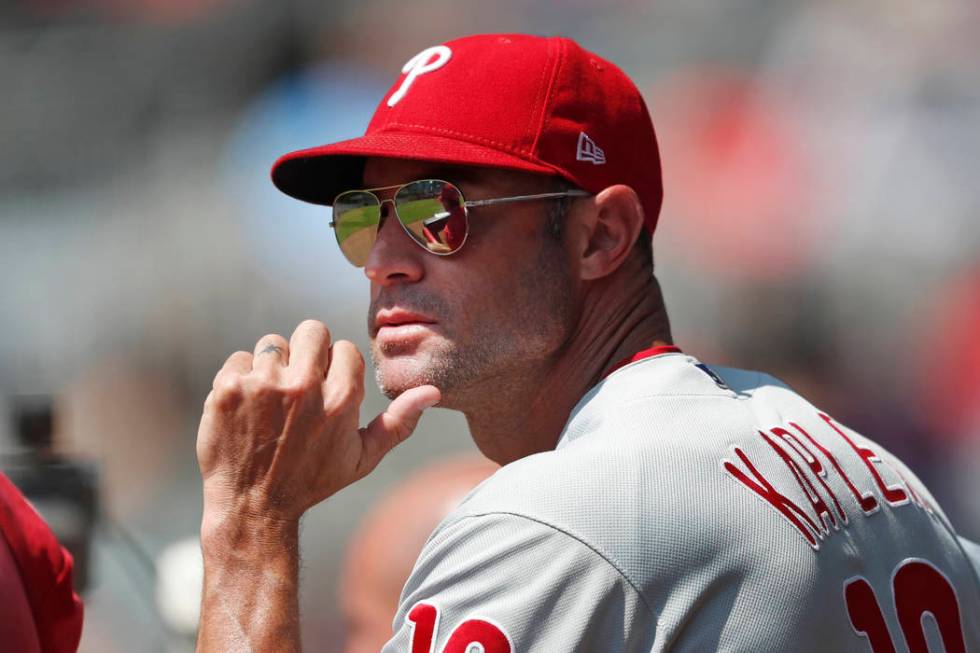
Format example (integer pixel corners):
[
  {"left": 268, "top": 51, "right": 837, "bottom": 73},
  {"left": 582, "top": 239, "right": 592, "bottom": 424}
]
[{"left": 575, "top": 185, "right": 646, "bottom": 281}]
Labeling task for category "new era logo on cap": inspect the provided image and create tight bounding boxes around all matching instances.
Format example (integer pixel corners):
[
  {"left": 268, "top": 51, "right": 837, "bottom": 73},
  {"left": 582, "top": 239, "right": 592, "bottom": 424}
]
[{"left": 576, "top": 132, "right": 606, "bottom": 165}]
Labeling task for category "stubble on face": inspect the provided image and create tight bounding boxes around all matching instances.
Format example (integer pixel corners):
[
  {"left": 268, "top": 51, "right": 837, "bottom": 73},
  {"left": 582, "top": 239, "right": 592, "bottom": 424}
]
[{"left": 369, "top": 234, "right": 576, "bottom": 406}]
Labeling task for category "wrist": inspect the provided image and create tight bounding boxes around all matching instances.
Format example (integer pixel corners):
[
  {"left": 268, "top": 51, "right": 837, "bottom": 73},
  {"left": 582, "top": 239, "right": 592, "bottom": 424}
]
[
  {"left": 200, "top": 505, "right": 300, "bottom": 559},
  {"left": 197, "top": 502, "right": 301, "bottom": 652}
]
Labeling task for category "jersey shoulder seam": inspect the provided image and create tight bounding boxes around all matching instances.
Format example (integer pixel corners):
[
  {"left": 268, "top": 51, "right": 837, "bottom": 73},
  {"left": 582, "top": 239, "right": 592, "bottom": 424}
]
[{"left": 449, "top": 509, "right": 657, "bottom": 617}]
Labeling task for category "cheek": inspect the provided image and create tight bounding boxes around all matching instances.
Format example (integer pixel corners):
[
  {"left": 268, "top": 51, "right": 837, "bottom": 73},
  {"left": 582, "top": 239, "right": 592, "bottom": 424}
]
[
  {"left": 461, "top": 243, "right": 575, "bottom": 337},
  {"left": 431, "top": 266, "right": 514, "bottom": 329}
]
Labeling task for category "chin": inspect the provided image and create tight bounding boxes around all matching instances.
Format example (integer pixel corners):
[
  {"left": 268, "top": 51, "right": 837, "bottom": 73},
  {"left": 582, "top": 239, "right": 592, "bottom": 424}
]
[
  {"left": 371, "top": 336, "right": 482, "bottom": 404},
  {"left": 373, "top": 348, "right": 472, "bottom": 403},
  {"left": 374, "top": 356, "right": 438, "bottom": 398}
]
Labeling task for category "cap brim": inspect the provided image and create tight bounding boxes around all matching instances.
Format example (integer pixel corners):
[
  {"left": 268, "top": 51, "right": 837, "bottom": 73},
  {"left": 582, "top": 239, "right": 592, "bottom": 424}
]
[{"left": 271, "top": 131, "right": 561, "bottom": 206}]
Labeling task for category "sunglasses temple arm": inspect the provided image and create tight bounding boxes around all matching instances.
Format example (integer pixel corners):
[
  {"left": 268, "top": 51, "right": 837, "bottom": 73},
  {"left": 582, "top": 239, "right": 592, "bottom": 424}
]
[{"left": 464, "top": 190, "right": 591, "bottom": 208}]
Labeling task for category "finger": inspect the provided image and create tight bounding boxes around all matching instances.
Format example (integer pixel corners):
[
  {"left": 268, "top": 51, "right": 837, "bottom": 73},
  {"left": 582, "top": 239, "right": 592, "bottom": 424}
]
[
  {"left": 322, "top": 340, "right": 364, "bottom": 409},
  {"left": 358, "top": 385, "right": 441, "bottom": 476},
  {"left": 288, "top": 320, "right": 332, "bottom": 380},
  {"left": 252, "top": 333, "right": 289, "bottom": 374},
  {"left": 211, "top": 350, "right": 253, "bottom": 387}
]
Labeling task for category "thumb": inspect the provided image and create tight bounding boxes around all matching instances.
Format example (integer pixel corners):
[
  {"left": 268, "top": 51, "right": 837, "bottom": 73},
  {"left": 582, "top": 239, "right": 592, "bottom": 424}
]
[{"left": 358, "top": 384, "right": 441, "bottom": 475}]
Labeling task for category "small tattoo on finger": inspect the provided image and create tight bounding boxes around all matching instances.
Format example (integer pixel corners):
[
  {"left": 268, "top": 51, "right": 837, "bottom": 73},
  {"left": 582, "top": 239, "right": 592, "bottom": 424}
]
[{"left": 260, "top": 344, "right": 284, "bottom": 356}]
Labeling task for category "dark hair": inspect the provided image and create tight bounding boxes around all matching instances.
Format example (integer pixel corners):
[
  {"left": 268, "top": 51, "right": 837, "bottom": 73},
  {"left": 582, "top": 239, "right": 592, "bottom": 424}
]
[{"left": 546, "top": 178, "right": 653, "bottom": 271}]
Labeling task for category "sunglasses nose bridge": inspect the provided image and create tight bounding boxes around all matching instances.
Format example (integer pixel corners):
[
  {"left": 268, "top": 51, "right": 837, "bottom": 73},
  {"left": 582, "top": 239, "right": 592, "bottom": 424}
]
[{"left": 377, "top": 197, "right": 395, "bottom": 225}]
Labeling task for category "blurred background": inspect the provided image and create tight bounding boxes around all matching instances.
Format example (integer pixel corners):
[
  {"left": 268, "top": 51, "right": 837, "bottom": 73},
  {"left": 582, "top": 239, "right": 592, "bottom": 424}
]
[{"left": 1, "top": 0, "right": 979, "bottom": 650}]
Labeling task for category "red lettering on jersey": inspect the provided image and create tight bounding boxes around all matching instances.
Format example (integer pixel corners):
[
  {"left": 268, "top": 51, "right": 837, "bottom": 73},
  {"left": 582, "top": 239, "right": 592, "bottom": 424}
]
[
  {"left": 894, "top": 560, "right": 967, "bottom": 653},
  {"left": 405, "top": 602, "right": 513, "bottom": 653},
  {"left": 761, "top": 430, "right": 835, "bottom": 537},
  {"left": 770, "top": 427, "right": 845, "bottom": 530},
  {"left": 786, "top": 423, "right": 850, "bottom": 524},
  {"left": 844, "top": 578, "right": 897, "bottom": 653},
  {"left": 723, "top": 440, "right": 820, "bottom": 548},
  {"left": 820, "top": 413, "right": 909, "bottom": 506},
  {"left": 791, "top": 420, "right": 876, "bottom": 516},
  {"left": 443, "top": 619, "right": 513, "bottom": 653},
  {"left": 844, "top": 560, "right": 968, "bottom": 653},
  {"left": 407, "top": 602, "right": 439, "bottom": 653}
]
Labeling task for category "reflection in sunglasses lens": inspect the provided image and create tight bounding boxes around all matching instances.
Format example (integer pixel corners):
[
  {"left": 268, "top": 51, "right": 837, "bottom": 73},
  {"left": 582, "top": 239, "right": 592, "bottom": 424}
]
[{"left": 397, "top": 181, "right": 467, "bottom": 255}]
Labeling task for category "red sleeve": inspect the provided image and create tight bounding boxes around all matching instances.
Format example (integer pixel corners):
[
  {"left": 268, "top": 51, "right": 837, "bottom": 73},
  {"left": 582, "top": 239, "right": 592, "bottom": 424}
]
[{"left": 0, "top": 472, "right": 84, "bottom": 653}]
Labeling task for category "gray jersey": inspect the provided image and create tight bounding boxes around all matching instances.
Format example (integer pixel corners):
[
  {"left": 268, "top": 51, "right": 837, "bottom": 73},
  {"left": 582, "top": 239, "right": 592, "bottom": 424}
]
[{"left": 383, "top": 350, "right": 980, "bottom": 652}]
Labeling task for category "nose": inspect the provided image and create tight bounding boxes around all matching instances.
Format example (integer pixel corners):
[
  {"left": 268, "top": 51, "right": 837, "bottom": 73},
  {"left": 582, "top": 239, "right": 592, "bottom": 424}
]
[{"left": 363, "top": 202, "right": 425, "bottom": 285}]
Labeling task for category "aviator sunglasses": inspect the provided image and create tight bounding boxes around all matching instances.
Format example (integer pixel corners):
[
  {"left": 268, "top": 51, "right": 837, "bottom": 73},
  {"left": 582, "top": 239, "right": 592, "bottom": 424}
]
[{"left": 330, "top": 179, "right": 591, "bottom": 267}]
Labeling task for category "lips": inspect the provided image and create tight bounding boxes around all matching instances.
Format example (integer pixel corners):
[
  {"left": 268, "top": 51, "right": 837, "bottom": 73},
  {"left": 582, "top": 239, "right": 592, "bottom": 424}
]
[{"left": 373, "top": 308, "right": 437, "bottom": 335}]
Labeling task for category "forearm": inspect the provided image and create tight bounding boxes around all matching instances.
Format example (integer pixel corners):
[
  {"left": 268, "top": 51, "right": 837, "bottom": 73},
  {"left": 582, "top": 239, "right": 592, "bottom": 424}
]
[{"left": 196, "top": 512, "right": 301, "bottom": 653}]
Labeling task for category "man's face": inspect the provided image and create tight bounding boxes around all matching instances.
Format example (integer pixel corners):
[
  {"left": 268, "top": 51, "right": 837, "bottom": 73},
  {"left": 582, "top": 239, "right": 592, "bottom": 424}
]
[{"left": 361, "top": 158, "right": 579, "bottom": 406}]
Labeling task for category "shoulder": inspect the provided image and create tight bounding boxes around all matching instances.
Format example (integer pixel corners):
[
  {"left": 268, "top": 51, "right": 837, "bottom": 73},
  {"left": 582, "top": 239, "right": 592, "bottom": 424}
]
[
  {"left": 451, "top": 354, "right": 804, "bottom": 534},
  {"left": 389, "top": 510, "right": 656, "bottom": 653},
  {"left": 435, "top": 358, "right": 786, "bottom": 594},
  {"left": 442, "top": 355, "right": 910, "bottom": 588},
  {"left": 389, "top": 357, "right": 840, "bottom": 650}
]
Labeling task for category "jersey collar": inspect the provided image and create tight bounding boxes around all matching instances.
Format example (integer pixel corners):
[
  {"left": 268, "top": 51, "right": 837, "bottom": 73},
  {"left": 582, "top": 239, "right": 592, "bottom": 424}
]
[{"left": 604, "top": 345, "right": 683, "bottom": 379}]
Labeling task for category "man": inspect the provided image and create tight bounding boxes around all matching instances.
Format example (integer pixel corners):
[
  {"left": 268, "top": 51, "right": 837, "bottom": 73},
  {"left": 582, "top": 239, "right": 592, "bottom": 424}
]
[
  {"left": 341, "top": 454, "right": 497, "bottom": 653},
  {"left": 195, "top": 34, "right": 980, "bottom": 651}
]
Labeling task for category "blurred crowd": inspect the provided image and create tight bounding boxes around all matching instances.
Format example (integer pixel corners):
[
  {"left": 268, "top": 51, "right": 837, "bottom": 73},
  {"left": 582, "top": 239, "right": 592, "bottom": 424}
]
[{"left": 1, "top": 0, "right": 978, "bottom": 650}]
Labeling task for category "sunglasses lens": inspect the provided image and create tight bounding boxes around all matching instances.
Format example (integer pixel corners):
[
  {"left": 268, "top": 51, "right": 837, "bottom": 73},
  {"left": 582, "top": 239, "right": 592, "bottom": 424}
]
[
  {"left": 333, "top": 191, "right": 382, "bottom": 267},
  {"left": 395, "top": 180, "right": 468, "bottom": 255}
]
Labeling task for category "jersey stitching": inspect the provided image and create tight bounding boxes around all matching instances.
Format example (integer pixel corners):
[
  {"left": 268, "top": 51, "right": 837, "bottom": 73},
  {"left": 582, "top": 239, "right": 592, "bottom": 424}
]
[
  {"left": 604, "top": 376, "right": 788, "bottom": 404},
  {"left": 617, "top": 392, "right": 739, "bottom": 401},
  {"left": 450, "top": 510, "right": 658, "bottom": 617}
]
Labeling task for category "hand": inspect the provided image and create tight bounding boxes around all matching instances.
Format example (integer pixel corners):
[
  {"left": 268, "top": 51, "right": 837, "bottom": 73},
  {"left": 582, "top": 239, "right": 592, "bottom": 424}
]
[{"left": 196, "top": 319, "right": 440, "bottom": 531}]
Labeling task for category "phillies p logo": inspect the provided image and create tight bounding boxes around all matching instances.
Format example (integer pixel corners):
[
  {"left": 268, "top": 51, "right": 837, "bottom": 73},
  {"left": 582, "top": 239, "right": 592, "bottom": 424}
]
[{"left": 387, "top": 45, "right": 452, "bottom": 107}]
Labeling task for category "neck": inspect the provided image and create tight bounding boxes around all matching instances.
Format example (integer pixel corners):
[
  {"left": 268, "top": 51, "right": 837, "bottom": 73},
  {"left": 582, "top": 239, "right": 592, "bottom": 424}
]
[{"left": 463, "top": 270, "right": 671, "bottom": 465}]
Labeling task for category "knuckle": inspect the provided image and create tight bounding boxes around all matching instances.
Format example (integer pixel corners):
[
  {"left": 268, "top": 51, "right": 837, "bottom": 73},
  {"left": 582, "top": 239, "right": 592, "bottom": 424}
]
[
  {"left": 323, "top": 403, "right": 352, "bottom": 421},
  {"left": 324, "top": 385, "right": 357, "bottom": 414},
  {"left": 284, "top": 373, "right": 320, "bottom": 398},
  {"left": 336, "top": 385, "right": 356, "bottom": 406},
  {"left": 210, "top": 375, "right": 245, "bottom": 407},
  {"left": 337, "top": 340, "right": 365, "bottom": 370},
  {"left": 213, "top": 373, "right": 243, "bottom": 394},
  {"left": 298, "top": 319, "right": 331, "bottom": 342},
  {"left": 242, "top": 376, "right": 279, "bottom": 401}
]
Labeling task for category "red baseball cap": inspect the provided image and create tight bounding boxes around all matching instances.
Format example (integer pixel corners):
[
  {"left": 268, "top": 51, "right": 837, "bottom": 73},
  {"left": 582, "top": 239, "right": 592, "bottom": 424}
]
[{"left": 271, "top": 33, "right": 664, "bottom": 233}]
